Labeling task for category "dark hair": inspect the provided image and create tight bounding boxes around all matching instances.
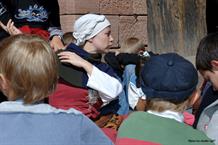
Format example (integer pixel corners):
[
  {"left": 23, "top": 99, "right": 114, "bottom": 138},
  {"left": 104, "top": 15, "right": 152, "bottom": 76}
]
[{"left": 196, "top": 32, "right": 218, "bottom": 71}]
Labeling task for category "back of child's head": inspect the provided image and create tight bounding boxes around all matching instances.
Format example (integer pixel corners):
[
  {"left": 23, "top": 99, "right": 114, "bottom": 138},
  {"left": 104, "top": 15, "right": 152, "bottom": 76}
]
[
  {"left": 63, "top": 32, "right": 75, "bottom": 46},
  {"left": 73, "top": 13, "right": 111, "bottom": 46},
  {"left": 140, "top": 53, "right": 198, "bottom": 112},
  {"left": 120, "top": 37, "right": 145, "bottom": 54},
  {"left": 0, "top": 34, "right": 58, "bottom": 104},
  {"left": 196, "top": 32, "right": 218, "bottom": 71}
]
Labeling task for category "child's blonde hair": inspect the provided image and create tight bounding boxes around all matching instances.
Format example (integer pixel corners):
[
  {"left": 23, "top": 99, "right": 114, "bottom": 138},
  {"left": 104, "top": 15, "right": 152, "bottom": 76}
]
[
  {"left": 0, "top": 34, "right": 58, "bottom": 104},
  {"left": 120, "top": 37, "right": 145, "bottom": 54},
  {"left": 146, "top": 97, "right": 191, "bottom": 113}
]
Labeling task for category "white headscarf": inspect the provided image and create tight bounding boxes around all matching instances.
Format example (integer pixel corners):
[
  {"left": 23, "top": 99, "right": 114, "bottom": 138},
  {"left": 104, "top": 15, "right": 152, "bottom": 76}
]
[{"left": 73, "top": 13, "right": 111, "bottom": 46}]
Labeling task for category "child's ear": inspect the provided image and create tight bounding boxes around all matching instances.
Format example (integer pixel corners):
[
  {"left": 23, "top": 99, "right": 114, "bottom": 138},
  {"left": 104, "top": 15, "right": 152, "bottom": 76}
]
[
  {"left": 0, "top": 74, "right": 14, "bottom": 100},
  {"left": 135, "top": 97, "right": 147, "bottom": 111},
  {"left": 211, "top": 60, "right": 218, "bottom": 70},
  {"left": 0, "top": 74, "right": 9, "bottom": 91}
]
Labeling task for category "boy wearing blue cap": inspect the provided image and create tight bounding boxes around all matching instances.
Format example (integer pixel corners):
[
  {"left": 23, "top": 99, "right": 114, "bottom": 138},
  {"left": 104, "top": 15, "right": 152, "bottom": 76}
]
[{"left": 116, "top": 53, "right": 215, "bottom": 145}]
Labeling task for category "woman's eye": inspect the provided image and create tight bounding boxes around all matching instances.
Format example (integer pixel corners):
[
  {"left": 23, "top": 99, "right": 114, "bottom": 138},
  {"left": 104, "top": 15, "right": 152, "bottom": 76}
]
[{"left": 105, "top": 32, "right": 111, "bottom": 36}]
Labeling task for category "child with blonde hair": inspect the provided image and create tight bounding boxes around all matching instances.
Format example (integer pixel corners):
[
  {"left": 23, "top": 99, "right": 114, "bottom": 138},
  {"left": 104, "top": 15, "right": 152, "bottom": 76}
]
[{"left": 0, "top": 34, "right": 113, "bottom": 145}]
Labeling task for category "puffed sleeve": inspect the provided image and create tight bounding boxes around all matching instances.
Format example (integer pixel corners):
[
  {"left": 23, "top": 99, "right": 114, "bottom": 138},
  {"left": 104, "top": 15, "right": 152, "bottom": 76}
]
[{"left": 87, "top": 66, "right": 122, "bottom": 105}]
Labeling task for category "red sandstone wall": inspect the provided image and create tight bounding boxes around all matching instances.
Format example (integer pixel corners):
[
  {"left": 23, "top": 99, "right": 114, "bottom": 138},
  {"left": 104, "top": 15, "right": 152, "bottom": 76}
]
[{"left": 58, "top": 0, "right": 147, "bottom": 48}]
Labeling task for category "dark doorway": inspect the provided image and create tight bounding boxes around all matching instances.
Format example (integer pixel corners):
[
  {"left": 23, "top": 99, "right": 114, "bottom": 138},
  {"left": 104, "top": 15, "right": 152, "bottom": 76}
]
[{"left": 206, "top": 0, "right": 218, "bottom": 33}]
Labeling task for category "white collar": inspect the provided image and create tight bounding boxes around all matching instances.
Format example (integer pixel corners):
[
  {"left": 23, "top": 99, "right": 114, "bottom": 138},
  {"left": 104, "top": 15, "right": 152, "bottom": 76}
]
[{"left": 147, "top": 110, "right": 184, "bottom": 123}]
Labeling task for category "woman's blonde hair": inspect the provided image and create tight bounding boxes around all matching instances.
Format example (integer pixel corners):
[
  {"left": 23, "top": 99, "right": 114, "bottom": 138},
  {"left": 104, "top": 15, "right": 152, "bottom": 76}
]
[
  {"left": 0, "top": 34, "right": 58, "bottom": 104},
  {"left": 120, "top": 37, "right": 145, "bottom": 53}
]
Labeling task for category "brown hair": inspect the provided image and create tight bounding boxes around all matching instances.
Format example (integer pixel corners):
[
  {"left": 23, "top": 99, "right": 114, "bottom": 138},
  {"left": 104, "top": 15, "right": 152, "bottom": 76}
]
[
  {"left": 0, "top": 34, "right": 58, "bottom": 104},
  {"left": 63, "top": 32, "right": 75, "bottom": 46},
  {"left": 145, "top": 91, "right": 197, "bottom": 113},
  {"left": 196, "top": 32, "right": 218, "bottom": 71},
  {"left": 120, "top": 37, "right": 145, "bottom": 54},
  {"left": 146, "top": 99, "right": 190, "bottom": 113}
]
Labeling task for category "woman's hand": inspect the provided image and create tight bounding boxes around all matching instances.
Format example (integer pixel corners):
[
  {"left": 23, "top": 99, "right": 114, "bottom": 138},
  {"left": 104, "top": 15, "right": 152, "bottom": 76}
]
[{"left": 58, "top": 51, "right": 93, "bottom": 75}]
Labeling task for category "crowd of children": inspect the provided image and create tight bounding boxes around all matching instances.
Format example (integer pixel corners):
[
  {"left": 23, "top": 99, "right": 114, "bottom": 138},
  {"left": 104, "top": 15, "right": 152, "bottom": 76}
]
[{"left": 0, "top": 9, "right": 217, "bottom": 145}]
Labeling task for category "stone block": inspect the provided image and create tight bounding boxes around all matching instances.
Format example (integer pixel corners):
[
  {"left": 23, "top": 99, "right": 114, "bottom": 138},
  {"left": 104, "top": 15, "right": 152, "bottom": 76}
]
[
  {"left": 133, "top": 0, "right": 147, "bottom": 14},
  {"left": 58, "top": 0, "right": 75, "bottom": 14},
  {"left": 59, "top": 0, "right": 99, "bottom": 14},
  {"left": 119, "top": 16, "right": 147, "bottom": 47},
  {"left": 100, "top": 0, "right": 134, "bottom": 15},
  {"left": 60, "top": 15, "right": 81, "bottom": 33},
  {"left": 107, "top": 16, "right": 119, "bottom": 47}
]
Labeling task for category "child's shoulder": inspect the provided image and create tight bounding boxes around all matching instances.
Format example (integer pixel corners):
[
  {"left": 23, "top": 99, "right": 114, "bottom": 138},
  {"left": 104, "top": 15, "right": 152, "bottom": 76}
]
[{"left": 124, "top": 111, "right": 155, "bottom": 123}]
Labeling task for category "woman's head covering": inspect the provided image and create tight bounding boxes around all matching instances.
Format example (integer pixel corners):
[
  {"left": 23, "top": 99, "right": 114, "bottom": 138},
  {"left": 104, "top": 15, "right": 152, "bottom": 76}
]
[{"left": 73, "top": 13, "right": 111, "bottom": 46}]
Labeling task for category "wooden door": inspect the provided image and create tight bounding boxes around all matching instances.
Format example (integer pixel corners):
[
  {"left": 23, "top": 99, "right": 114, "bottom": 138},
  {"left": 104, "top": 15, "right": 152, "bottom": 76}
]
[{"left": 147, "top": 0, "right": 207, "bottom": 56}]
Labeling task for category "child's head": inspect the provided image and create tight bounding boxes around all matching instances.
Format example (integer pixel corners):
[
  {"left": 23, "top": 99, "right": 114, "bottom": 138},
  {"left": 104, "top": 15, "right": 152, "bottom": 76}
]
[
  {"left": 196, "top": 32, "right": 218, "bottom": 90},
  {"left": 73, "top": 13, "right": 113, "bottom": 53},
  {"left": 63, "top": 32, "right": 75, "bottom": 46},
  {"left": 0, "top": 34, "right": 58, "bottom": 104},
  {"left": 120, "top": 37, "right": 145, "bottom": 54},
  {"left": 141, "top": 53, "right": 198, "bottom": 112}
]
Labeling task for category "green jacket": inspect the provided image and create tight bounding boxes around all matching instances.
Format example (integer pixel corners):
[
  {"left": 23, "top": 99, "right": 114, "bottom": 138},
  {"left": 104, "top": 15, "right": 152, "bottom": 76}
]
[{"left": 117, "top": 111, "right": 215, "bottom": 145}]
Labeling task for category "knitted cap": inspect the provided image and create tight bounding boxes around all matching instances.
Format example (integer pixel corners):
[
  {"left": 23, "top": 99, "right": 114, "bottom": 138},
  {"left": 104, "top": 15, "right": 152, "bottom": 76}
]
[
  {"left": 73, "top": 13, "right": 111, "bottom": 46},
  {"left": 141, "top": 53, "right": 198, "bottom": 102}
]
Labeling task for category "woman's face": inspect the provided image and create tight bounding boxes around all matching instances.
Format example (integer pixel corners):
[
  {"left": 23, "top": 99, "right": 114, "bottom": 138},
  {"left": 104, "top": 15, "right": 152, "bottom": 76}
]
[{"left": 91, "top": 26, "right": 114, "bottom": 53}]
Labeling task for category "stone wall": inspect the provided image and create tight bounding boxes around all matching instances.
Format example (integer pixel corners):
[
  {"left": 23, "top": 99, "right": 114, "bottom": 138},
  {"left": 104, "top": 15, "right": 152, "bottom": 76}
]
[{"left": 58, "top": 0, "right": 147, "bottom": 48}]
